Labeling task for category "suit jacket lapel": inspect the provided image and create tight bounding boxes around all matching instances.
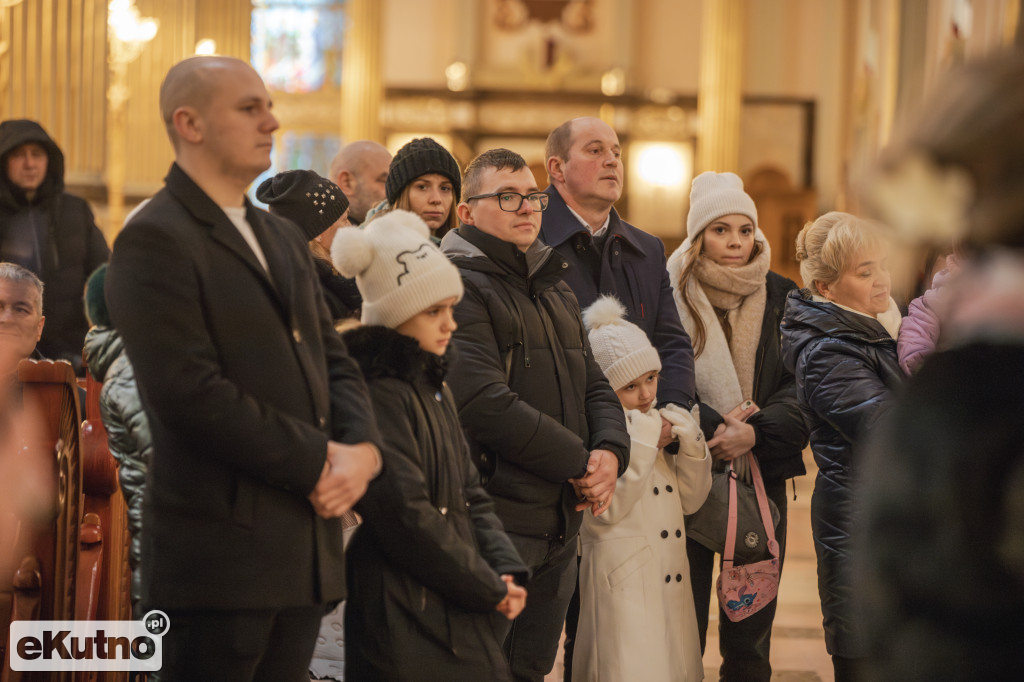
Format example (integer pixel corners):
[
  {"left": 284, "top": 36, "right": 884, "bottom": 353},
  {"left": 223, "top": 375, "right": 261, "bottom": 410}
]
[
  {"left": 247, "top": 204, "right": 295, "bottom": 314},
  {"left": 164, "top": 164, "right": 287, "bottom": 311}
]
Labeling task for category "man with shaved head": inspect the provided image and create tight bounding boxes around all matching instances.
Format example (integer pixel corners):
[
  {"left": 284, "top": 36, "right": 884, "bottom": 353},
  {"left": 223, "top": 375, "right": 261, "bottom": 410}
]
[
  {"left": 106, "top": 56, "right": 381, "bottom": 681},
  {"left": 327, "top": 140, "right": 391, "bottom": 225}
]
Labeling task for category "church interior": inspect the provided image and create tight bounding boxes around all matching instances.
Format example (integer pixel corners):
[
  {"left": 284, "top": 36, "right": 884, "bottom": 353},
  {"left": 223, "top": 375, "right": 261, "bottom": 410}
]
[{"left": 2, "top": 1, "right": 1022, "bottom": 680}]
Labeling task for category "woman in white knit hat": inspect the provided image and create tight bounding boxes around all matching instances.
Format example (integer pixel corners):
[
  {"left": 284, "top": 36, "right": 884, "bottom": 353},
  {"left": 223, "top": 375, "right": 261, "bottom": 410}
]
[
  {"left": 572, "top": 295, "right": 711, "bottom": 682},
  {"left": 329, "top": 209, "right": 528, "bottom": 681},
  {"left": 666, "top": 171, "right": 809, "bottom": 681}
]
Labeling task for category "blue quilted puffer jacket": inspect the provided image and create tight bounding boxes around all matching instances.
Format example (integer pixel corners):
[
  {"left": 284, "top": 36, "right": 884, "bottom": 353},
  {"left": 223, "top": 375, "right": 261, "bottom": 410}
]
[{"left": 780, "top": 289, "right": 903, "bottom": 658}]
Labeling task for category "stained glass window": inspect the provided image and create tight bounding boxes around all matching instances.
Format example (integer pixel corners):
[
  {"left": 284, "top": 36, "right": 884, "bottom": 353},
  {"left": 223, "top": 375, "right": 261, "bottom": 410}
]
[{"left": 251, "top": 0, "right": 346, "bottom": 93}]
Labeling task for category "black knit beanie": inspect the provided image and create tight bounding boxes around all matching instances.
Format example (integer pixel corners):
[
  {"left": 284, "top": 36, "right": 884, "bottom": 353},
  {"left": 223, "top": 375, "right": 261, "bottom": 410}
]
[
  {"left": 385, "top": 138, "right": 461, "bottom": 205},
  {"left": 256, "top": 169, "right": 349, "bottom": 241},
  {"left": 84, "top": 264, "right": 111, "bottom": 327}
]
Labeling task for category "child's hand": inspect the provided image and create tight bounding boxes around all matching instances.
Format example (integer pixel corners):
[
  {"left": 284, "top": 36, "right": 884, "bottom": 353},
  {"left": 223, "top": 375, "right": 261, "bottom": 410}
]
[
  {"left": 660, "top": 404, "right": 707, "bottom": 460},
  {"left": 496, "top": 575, "right": 527, "bottom": 620},
  {"left": 625, "top": 408, "right": 663, "bottom": 449}
]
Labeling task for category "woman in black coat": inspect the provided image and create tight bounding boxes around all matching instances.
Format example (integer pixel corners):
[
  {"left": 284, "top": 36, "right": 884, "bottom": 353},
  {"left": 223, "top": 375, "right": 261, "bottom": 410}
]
[
  {"left": 333, "top": 210, "right": 528, "bottom": 682},
  {"left": 667, "top": 172, "right": 807, "bottom": 681},
  {"left": 780, "top": 211, "right": 903, "bottom": 682}
]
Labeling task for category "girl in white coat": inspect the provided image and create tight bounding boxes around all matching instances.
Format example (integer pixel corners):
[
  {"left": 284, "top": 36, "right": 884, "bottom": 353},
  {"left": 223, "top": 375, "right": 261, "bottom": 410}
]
[{"left": 573, "top": 296, "right": 713, "bottom": 682}]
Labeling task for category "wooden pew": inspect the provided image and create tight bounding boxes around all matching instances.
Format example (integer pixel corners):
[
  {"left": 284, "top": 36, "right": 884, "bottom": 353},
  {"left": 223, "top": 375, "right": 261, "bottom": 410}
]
[{"left": 2, "top": 359, "right": 131, "bottom": 682}]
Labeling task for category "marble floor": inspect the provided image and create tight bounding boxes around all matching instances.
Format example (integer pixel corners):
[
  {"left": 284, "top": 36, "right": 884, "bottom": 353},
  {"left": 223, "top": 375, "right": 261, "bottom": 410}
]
[{"left": 546, "top": 448, "right": 833, "bottom": 681}]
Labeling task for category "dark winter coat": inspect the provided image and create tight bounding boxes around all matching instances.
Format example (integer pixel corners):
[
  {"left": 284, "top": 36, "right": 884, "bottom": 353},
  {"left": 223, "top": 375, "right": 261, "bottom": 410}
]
[
  {"left": 312, "top": 255, "right": 361, "bottom": 321},
  {"left": 699, "top": 271, "right": 808, "bottom": 482},
  {"left": 441, "top": 225, "right": 630, "bottom": 543},
  {"left": 0, "top": 120, "right": 110, "bottom": 372},
  {"left": 342, "top": 325, "right": 527, "bottom": 682},
  {"left": 540, "top": 185, "right": 696, "bottom": 407},
  {"left": 780, "top": 288, "right": 903, "bottom": 657},
  {"left": 106, "top": 163, "right": 380, "bottom": 610},
  {"left": 83, "top": 326, "right": 150, "bottom": 615},
  {"left": 856, "top": 342, "right": 1024, "bottom": 681}
]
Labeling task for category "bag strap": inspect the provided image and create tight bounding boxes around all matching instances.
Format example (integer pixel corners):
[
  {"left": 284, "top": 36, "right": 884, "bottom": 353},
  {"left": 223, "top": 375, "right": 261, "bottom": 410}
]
[{"left": 722, "top": 452, "right": 780, "bottom": 568}]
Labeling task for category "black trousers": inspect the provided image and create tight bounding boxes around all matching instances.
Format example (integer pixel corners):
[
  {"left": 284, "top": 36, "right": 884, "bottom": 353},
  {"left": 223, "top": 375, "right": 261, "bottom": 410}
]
[
  {"left": 156, "top": 605, "right": 324, "bottom": 682},
  {"left": 687, "top": 478, "right": 789, "bottom": 682},
  {"left": 497, "top": 533, "right": 579, "bottom": 682}
]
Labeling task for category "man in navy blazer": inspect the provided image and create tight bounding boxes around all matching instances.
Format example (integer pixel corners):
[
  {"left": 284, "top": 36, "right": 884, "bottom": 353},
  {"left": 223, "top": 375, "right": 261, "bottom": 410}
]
[
  {"left": 106, "top": 56, "right": 381, "bottom": 681},
  {"left": 539, "top": 116, "right": 697, "bottom": 679},
  {"left": 540, "top": 117, "right": 695, "bottom": 408}
]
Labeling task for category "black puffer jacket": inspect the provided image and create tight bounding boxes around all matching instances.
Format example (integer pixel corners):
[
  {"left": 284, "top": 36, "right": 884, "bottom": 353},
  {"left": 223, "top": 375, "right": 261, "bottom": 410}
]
[
  {"left": 441, "top": 225, "right": 629, "bottom": 543},
  {"left": 82, "top": 325, "right": 151, "bottom": 616},
  {"left": 698, "top": 271, "right": 808, "bottom": 482},
  {"left": 343, "top": 325, "right": 527, "bottom": 682},
  {"left": 780, "top": 288, "right": 903, "bottom": 657},
  {"left": 0, "top": 120, "right": 109, "bottom": 372}
]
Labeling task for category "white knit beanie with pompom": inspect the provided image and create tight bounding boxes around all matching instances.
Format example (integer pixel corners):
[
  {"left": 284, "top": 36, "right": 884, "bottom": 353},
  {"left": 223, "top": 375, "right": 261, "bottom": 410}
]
[
  {"left": 582, "top": 295, "right": 662, "bottom": 391},
  {"left": 330, "top": 209, "right": 464, "bottom": 328}
]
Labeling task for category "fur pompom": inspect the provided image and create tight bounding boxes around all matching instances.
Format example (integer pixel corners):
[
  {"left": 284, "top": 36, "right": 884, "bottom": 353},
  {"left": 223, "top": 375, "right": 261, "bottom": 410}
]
[
  {"left": 331, "top": 227, "right": 374, "bottom": 278},
  {"left": 582, "top": 295, "right": 628, "bottom": 332}
]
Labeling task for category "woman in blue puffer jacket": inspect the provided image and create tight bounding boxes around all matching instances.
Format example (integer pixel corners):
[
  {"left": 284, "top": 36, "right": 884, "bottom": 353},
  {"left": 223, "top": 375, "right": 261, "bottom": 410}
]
[{"left": 780, "top": 212, "right": 903, "bottom": 682}]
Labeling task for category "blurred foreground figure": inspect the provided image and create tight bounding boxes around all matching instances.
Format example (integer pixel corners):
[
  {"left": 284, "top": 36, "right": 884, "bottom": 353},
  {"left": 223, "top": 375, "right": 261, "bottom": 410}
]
[{"left": 857, "top": 50, "right": 1024, "bottom": 682}]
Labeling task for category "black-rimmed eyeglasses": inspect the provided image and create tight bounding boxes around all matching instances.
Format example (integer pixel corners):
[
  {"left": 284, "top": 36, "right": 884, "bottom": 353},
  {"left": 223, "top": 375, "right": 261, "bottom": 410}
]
[{"left": 465, "top": 191, "right": 550, "bottom": 213}]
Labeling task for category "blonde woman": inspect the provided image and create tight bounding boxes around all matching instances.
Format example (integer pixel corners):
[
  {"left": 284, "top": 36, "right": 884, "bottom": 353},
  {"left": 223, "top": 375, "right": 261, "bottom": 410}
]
[
  {"left": 667, "top": 172, "right": 808, "bottom": 681},
  {"left": 780, "top": 211, "right": 903, "bottom": 682}
]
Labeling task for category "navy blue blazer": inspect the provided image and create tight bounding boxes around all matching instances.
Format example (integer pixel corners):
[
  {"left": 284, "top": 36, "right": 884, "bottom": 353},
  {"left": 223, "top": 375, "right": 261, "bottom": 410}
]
[{"left": 539, "top": 185, "right": 696, "bottom": 407}]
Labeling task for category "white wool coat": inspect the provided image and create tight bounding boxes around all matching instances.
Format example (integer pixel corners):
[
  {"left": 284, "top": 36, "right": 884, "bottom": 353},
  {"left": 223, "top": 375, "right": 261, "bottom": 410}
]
[{"left": 573, "top": 405, "right": 712, "bottom": 682}]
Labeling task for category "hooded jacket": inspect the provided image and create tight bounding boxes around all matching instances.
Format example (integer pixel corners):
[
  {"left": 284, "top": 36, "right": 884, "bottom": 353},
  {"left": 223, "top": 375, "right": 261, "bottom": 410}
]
[
  {"left": 342, "top": 325, "right": 527, "bottom": 682},
  {"left": 82, "top": 325, "right": 150, "bottom": 615},
  {"left": 441, "top": 225, "right": 629, "bottom": 542},
  {"left": 780, "top": 288, "right": 903, "bottom": 657},
  {"left": 0, "top": 120, "right": 110, "bottom": 371}
]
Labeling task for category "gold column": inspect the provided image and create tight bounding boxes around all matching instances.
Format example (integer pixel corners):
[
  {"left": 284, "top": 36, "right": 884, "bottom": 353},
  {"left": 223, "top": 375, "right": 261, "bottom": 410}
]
[
  {"left": 340, "top": 0, "right": 383, "bottom": 143},
  {"left": 696, "top": 0, "right": 745, "bottom": 174}
]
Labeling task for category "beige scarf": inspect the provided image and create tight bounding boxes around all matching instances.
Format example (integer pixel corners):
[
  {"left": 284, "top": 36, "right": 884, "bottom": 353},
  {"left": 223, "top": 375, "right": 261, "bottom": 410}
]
[{"left": 667, "top": 241, "right": 771, "bottom": 416}]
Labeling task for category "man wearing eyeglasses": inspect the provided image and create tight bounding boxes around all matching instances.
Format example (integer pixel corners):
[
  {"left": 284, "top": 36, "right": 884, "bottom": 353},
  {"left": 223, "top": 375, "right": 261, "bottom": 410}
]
[
  {"left": 540, "top": 116, "right": 698, "bottom": 679},
  {"left": 441, "top": 148, "right": 629, "bottom": 682}
]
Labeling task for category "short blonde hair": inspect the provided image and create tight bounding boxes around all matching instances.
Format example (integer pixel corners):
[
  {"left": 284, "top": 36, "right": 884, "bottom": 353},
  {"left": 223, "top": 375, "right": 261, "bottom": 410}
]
[{"left": 795, "top": 211, "right": 884, "bottom": 291}]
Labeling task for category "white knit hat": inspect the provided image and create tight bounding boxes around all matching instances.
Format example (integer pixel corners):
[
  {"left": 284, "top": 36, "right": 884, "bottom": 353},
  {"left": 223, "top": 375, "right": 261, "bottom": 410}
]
[
  {"left": 582, "top": 296, "right": 661, "bottom": 391},
  {"left": 331, "top": 209, "right": 464, "bottom": 328},
  {"left": 685, "top": 171, "right": 759, "bottom": 245}
]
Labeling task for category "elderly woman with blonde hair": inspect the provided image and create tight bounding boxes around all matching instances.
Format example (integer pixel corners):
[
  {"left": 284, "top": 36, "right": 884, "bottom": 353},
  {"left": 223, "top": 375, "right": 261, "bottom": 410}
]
[{"left": 779, "top": 211, "right": 904, "bottom": 682}]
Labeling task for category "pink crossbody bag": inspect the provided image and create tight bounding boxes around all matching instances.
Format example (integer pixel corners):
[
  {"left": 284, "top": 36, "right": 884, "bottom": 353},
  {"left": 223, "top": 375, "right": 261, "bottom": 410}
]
[{"left": 716, "top": 453, "right": 780, "bottom": 622}]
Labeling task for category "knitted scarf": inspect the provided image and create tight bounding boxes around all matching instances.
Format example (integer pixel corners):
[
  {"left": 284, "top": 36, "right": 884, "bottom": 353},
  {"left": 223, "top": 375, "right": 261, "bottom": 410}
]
[{"left": 668, "top": 241, "right": 771, "bottom": 416}]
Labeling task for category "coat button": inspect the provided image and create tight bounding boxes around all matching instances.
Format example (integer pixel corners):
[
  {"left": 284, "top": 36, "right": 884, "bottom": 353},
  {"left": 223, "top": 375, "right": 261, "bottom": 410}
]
[
  {"left": 675, "top": 574, "right": 682, "bottom": 582},
  {"left": 660, "top": 530, "right": 668, "bottom": 539},
  {"left": 653, "top": 487, "right": 659, "bottom": 495},
  {"left": 676, "top": 529, "right": 682, "bottom": 538},
  {"left": 434, "top": 391, "right": 443, "bottom": 402},
  {"left": 665, "top": 575, "right": 671, "bottom": 583},
  {"left": 666, "top": 484, "right": 674, "bottom": 493},
  {"left": 292, "top": 328, "right": 302, "bottom": 343}
]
